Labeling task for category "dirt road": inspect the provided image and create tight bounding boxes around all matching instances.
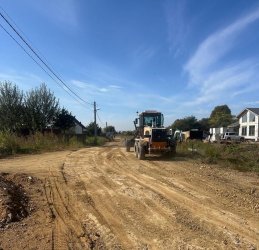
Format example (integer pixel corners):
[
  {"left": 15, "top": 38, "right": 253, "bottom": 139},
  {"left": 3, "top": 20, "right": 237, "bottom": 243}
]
[{"left": 0, "top": 140, "right": 259, "bottom": 249}]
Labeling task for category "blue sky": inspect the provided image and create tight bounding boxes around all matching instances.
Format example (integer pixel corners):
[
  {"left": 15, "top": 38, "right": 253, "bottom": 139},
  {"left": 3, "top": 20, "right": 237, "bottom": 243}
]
[{"left": 1, "top": 0, "right": 259, "bottom": 130}]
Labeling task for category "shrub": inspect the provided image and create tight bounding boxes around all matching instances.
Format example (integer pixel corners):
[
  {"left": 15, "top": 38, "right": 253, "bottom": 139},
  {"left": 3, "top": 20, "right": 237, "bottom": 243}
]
[
  {"left": 0, "top": 132, "right": 108, "bottom": 157},
  {"left": 0, "top": 131, "right": 20, "bottom": 154},
  {"left": 176, "top": 141, "right": 259, "bottom": 172},
  {"left": 85, "top": 136, "right": 107, "bottom": 146}
]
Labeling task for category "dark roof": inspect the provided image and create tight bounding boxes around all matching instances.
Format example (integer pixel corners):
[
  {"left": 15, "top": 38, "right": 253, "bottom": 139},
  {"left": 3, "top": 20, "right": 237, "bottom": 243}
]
[
  {"left": 237, "top": 108, "right": 259, "bottom": 117},
  {"left": 74, "top": 118, "right": 86, "bottom": 129},
  {"left": 141, "top": 110, "right": 160, "bottom": 114},
  {"left": 248, "top": 108, "right": 259, "bottom": 115}
]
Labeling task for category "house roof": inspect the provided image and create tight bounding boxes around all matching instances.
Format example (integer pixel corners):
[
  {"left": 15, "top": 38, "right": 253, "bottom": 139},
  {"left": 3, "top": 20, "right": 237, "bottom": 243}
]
[
  {"left": 74, "top": 118, "right": 86, "bottom": 129},
  {"left": 248, "top": 108, "right": 259, "bottom": 115},
  {"left": 237, "top": 108, "right": 259, "bottom": 117},
  {"left": 227, "top": 121, "right": 239, "bottom": 128}
]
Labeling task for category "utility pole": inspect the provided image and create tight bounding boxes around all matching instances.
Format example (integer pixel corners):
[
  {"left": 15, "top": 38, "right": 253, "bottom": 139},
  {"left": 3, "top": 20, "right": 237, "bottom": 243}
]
[{"left": 94, "top": 101, "right": 97, "bottom": 144}]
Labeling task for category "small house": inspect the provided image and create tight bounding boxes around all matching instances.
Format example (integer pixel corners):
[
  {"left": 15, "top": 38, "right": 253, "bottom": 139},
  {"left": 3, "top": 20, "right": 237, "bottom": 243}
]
[{"left": 67, "top": 118, "right": 86, "bottom": 135}]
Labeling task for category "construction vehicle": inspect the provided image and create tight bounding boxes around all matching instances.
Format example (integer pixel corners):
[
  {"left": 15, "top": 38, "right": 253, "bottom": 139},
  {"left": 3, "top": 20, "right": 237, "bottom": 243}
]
[
  {"left": 181, "top": 129, "right": 204, "bottom": 141},
  {"left": 125, "top": 110, "right": 176, "bottom": 160}
]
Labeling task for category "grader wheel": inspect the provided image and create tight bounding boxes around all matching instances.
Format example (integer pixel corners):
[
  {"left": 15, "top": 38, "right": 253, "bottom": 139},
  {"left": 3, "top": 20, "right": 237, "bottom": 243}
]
[
  {"left": 138, "top": 145, "right": 145, "bottom": 160},
  {"left": 134, "top": 143, "right": 139, "bottom": 158},
  {"left": 125, "top": 139, "right": 131, "bottom": 152}
]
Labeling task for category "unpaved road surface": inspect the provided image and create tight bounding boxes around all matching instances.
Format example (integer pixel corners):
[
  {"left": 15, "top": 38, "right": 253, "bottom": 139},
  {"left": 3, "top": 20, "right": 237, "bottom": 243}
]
[{"left": 0, "top": 139, "right": 259, "bottom": 249}]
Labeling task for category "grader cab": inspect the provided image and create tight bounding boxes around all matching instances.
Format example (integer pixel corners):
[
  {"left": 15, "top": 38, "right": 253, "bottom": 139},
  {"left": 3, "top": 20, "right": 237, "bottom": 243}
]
[{"left": 125, "top": 110, "right": 176, "bottom": 160}]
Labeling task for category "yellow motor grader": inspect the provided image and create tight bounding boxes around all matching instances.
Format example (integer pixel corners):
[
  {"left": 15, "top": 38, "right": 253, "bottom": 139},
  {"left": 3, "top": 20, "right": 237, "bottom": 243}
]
[{"left": 125, "top": 110, "right": 176, "bottom": 160}]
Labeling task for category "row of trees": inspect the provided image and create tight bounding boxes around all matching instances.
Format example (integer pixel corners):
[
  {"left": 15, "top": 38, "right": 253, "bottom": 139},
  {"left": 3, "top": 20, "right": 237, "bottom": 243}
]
[
  {"left": 0, "top": 81, "right": 116, "bottom": 136},
  {"left": 171, "top": 105, "right": 234, "bottom": 131},
  {"left": 84, "top": 122, "right": 116, "bottom": 136},
  {"left": 0, "top": 81, "right": 75, "bottom": 133}
]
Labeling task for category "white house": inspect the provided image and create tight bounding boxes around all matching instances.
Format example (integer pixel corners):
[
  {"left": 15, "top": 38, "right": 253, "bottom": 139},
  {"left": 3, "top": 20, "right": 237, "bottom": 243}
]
[{"left": 237, "top": 108, "right": 259, "bottom": 141}]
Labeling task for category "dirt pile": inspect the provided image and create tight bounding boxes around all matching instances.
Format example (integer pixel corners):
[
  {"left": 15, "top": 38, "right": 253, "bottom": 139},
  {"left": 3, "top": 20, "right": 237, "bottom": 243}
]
[{"left": 0, "top": 173, "right": 34, "bottom": 228}]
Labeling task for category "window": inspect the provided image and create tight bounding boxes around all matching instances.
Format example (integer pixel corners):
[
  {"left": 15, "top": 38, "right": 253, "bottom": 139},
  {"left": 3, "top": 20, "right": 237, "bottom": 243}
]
[
  {"left": 242, "top": 126, "right": 247, "bottom": 136},
  {"left": 249, "top": 126, "right": 255, "bottom": 136},
  {"left": 241, "top": 114, "right": 247, "bottom": 123},
  {"left": 249, "top": 113, "right": 255, "bottom": 122},
  {"left": 143, "top": 114, "right": 162, "bottom": 127}
]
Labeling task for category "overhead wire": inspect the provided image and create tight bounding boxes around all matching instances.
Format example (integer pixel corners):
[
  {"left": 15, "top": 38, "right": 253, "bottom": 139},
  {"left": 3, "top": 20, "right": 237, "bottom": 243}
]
[
  {"left": 97, "top": 111, "right": 104, "bottom": 126},
  {"left": 0, "top": 8, "right": 93, "bottom": 107},
  {"left": 0, "top": 6, "right": 68, "bottom": 89},
  {"left": 0, "top": 7, "right": 58, "bottom": 70},
  {"left": 0, "top": 22, "right": 92, "bottom": 109},
  {"left": 0, "top": 6, "right": 51, "bottom": 64}
]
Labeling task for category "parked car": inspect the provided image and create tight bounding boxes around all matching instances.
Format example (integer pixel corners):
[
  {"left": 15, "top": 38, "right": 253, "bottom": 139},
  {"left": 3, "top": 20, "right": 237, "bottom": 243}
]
[{"left": 221, "top": 132, "right": 244, "bottom": 142}]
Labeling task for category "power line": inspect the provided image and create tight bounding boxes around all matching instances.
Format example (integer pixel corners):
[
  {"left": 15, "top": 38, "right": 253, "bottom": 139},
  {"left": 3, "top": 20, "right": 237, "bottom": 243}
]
[
  {"left": 0, "top": 9, "right": 93, "bottom": 106},
  {"left": 0, "top": 6, "right": 51, "bottom": 65},
  {"left": 97, "top": 111, "right": 104, "bottom": 126},
  {"left": 0, "top": 22, "right": 91, "bottom": 109},
  {"left": 0, "top": 6, "right": 68, "bottom": 88}
]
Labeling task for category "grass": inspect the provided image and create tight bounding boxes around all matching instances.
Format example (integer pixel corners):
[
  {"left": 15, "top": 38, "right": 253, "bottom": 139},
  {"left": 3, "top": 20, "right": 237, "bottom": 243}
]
[
  {"left": 0, "top": 131, "right": 107, "bottom": 157},
  {"left": 176, "top": 140, "right": 259, "bottom": 172}
]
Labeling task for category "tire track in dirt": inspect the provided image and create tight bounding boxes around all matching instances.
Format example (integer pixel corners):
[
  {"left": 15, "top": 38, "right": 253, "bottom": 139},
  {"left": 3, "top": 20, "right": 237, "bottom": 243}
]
[
  {"left": 62, "top": 142, "right": 259, "bottom": 249},
  {"left": 43, "top": 166, "right": 94, "bottom": 249},
  {"left": 65, "top": 148, "right": 130, "bottom": 248},
  {"left": 116, "top": 147, "right": 259, "bottom": 248}
]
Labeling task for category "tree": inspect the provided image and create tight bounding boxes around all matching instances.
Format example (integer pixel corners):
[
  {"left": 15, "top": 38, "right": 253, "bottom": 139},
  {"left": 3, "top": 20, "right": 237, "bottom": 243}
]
[
  {"left": 197, "top": 118, "right": 210, "bottom": 131},
  {"left": 85, "top": 122, "right": 101, "bottom": 136},
  {"left": 0, "top": 81, "right": 24, "bottom": 131},
  {"left": 209, "top": 105, "right": 233, "bottom": 127},
  {"left": 104, "top": 125, "right": 116, "bottom": 133},
  {"left": 171, "top": 116, "right": 199, "bottom": 131},
  {"left": 54, "top": 108, "right": 75, "bottom": 133},
  {"left": 24, "top": 83, "right": 60, "bottom": 132}
]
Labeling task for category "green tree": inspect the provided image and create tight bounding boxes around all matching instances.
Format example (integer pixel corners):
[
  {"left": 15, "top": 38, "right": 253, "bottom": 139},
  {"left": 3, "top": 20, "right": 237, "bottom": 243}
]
[
  {"left": 104, "top": 125, "right": 116, "bottom": 133},
  {"left": 171, "top": 116, "right": 199, "bottom": 131},
  {"left": 24, "top": 83, "right": 60, "bottom": 132},
  {"left": 197, "top": 118, "right": 210, "bottom": 131},
  {"left": 85, "top": 122, "right": 101, "bottom": 136},
  {"left": 0, "top": 81, "right": 24, "bottom": 131},
  {"left": 54, "top": 108, "right": 75, "bottom": 133},
  {"left": 209, "top": 105, "right": 233, "bottom": 127}
]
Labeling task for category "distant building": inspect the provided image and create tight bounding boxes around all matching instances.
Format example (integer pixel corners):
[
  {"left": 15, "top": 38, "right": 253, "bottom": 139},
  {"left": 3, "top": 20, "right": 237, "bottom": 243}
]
[
  {"left": 237, "top": 108, "right": 259, "bottom": 141},
  {"left": 209, "top": 127, "right": 234, "bottom": 142},
  {"left": 67, "top": 118, "right": 86, "bottom": 135}
]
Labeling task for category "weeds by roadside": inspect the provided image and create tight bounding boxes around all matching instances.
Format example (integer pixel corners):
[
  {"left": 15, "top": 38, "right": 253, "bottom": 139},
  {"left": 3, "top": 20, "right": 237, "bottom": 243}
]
[
  {"left": 0, "top": 131, "right": 107, "bottom": 157},
  {"left": 177, "top": 141, "right": 259, "bottom": 172}
]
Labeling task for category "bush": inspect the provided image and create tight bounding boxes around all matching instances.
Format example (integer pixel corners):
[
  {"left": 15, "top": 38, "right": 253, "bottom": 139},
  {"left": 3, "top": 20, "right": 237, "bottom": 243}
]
[
  {"left": 0, "top": 132, "right": 108, "bottom": 157},
  {"left": 203, "top": 144, "right": 221, "bottom": 163},
  {"left": 0, "top": 131, "right": 20, "bottom": 155},
  {"left": 85, "top": 136, "right": 107, "bottom": 146},
  {"left": 176, "top": 141, "right": 259, "bottom": 172}
]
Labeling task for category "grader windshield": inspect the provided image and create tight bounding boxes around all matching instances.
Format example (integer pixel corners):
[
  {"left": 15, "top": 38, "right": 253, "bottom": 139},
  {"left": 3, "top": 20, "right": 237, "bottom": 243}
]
[{"left": 140, "top": 111, "right": 164, "bottom": 128}]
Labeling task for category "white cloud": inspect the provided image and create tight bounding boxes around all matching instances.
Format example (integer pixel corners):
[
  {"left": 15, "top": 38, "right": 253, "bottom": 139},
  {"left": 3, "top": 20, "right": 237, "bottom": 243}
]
[
  {"left": 0, "top": 71, "right": 44, "bottom": 90},
  {"left": 185, "top": 8, "right": 259, "bottom": 84},
  {"left": 30, "top": 0, "right": 79, "bottom": 28},
  {"left": 109, "top": 85, "right": 122, "bottom": 89},
  {"left": 245, "top": 100, "right": 259, "bottom": 105},
  {"left": 184, "top": 7, "right": 259, "bottom": 106},
  {"left": 165, "top": 0, "right": 188, "bottom": 55},
  {"left": 71, "top": 80, "right": 123, "bottom": 94},
  {"left": 131, "top": 45, "right": 156, "bottom": 68},
  {"left": 99, "top": 88, "right": 108, "bottom": 92}
]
